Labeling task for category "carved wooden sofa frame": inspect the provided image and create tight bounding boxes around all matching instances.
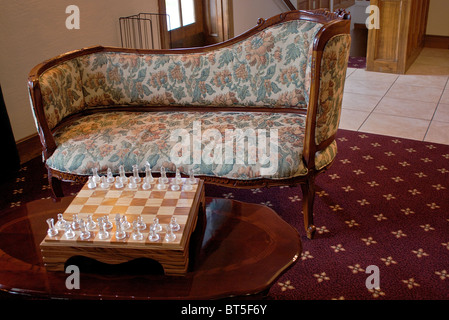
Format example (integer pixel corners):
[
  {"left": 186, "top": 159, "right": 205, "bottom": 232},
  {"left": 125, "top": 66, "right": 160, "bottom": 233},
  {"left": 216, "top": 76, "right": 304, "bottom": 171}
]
[{"left": 28, "top": 9, "right": 351, "bottom": 239}]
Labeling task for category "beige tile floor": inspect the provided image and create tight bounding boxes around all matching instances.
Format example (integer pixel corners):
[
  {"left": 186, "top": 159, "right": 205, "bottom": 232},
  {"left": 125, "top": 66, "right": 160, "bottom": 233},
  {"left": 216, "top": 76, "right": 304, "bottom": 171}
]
[{"left": 340, "top": 48, "right": 449, "bottom": 145}]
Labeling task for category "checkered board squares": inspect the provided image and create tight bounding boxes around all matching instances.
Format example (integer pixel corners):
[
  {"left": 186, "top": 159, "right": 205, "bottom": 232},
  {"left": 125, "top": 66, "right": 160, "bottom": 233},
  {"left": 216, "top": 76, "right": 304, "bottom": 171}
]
[{"left": 44, "top": 178, "right": 203, "bottom": 248}]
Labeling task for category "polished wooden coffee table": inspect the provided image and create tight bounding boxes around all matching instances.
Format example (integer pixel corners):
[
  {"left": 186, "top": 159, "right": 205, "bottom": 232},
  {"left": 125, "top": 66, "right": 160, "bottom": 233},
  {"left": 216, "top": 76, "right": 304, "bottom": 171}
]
[{"left": 0, "top": 196, "right": 301, "bottom": 300}]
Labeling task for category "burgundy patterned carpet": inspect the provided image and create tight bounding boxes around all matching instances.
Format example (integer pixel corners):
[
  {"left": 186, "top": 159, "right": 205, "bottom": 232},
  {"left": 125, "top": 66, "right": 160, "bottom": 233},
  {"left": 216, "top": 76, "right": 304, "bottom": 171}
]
[
  {"left": 1, "top": 129, "right": 448, "bottom": 300},
  {"left": 348, "top": 56, "right": 366, "bottom": 69}
]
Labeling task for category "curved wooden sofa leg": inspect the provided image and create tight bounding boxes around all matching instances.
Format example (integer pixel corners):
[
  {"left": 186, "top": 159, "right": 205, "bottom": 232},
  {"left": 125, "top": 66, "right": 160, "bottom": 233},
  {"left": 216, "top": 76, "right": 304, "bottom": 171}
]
[
  {"left": 300, "top": 175, "right": 317, "bottom": 239},
  {"left": 48, "top": 170, "right": 64, "bottom": 199}
]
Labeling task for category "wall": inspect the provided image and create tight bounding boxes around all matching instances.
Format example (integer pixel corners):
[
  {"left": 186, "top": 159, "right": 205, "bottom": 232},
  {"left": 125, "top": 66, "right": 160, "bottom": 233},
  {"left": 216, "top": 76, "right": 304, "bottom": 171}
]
[
  {"left": 0, "top": 0, "right": 158, "bottom": 142},
  {"left": 233, "top": 0, "right": 292, "bottom": 36},
  {"left": 426, "top": 0, "right": 449, "bottom": 36}
]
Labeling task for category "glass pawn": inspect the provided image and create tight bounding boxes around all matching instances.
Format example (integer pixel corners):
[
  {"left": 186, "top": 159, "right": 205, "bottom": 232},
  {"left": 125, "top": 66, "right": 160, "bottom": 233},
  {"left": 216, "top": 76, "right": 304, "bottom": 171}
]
[
  {"left": 164, "top": 224, "right": 176, "bottom": 242},
  {"left": 86, "top": 214, "right": 97, "bottom": 231},
  {"left": 114, "top": 176, "right": 124, "bottom": 189},
  {"left": 106, "top": 168, "right": 115, "bottom": 183},
  {"left": 87, "top": 176, "right": 97, "bottom": 189},
  {"left": 135, "top": 216, "right": 146, "bottom": 231},
  {"left": 72, "top": 214, "right": 81, "bottom": 230},
  {"left": 151, "top": 217, "right": 162, "bottom": 232},
  {"left": 55, "top": 213, "right": 68, "bottom": 230},
  {"left": 183, "top": 176, "right": 192, "bottom": 191},
  {"left": 148, "top": 226, "right": 160, "bottom": 242},
  {"left": 103, "top": 215, "right": 113, "bottom": 230},
  {"left": 127, "top": 176, "right": 137, "bottom": 189},
  {"left": 64, "top": 224, "right": 76, "bottom": 239},
  {"left": 100, "top": 176, "right": 110, "bottom": 189},
  {"left": 121, "top": 215, "right": 131, "bottom": 230},
  {"left": 97, "top": 217, "right": 110, "bottom": 240},
  {"left": 46, "top": 218, "right": 58, "bottom": 237},
  {"left": 169, "top": 216, "right": 180, "bottom": 232},
  {"left": 188, "top": 168, "right": 198, "bottom": 184},
  {"left": 79, "top": 219, "right": 91, "bottom": 240},
  {"left": 131, "top": 221, "right": 143, "bottom": 240}
]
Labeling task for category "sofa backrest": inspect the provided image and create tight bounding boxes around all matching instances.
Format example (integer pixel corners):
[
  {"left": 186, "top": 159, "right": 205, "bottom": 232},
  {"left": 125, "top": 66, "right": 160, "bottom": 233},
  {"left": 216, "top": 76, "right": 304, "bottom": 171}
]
[{"left": 38, "top": 19, "right": 323, "bottom": 129}]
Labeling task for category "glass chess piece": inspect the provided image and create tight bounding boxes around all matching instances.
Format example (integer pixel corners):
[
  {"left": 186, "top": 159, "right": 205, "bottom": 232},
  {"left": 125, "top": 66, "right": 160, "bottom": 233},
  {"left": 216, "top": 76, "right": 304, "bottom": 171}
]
[
  {"left": 182, "top": 175, "right": 192, "bottom": 191},
  {"left": 79, "top": 219, "right": 91, "bottom": 240},
  {"left": 131, "top": 221, "right": 144, "bottom": 240},
  {"left": 55, "top": 213, "right": 69, "bottom": 230},
  {"left": 188, "top": 168, "right": 198, "bottom": 185},
  {"left": 115, "top": 214, "right": 127, "bottom": 240},
  {"left": 72, "top": 214, "right": 81, "bottom": 230},
  {"left": 87, "top": 176, "right": 97, "bottom": 189},
  {"left": 100, "top": 176, "right": 110, "bottom": 189},
  {"left": 103, "top": 215, "right": 113, "bottom": 230},
  {"left": 142, "top": 163, "right": 153, "bottom": 190},
  {"left": 148, "top": 226, "right": 160, "bottom": 242},
  {"left": 114, "top": 176, "right": 124, "bottom": 189},
  {"left": 86, "top": 214, "right": 97, "bottom": 231},
  {"left": 145, "top": 162, "right": 154, "bottom": 183},
  {"left": 64, "top": 224, "right": 76, "bottom": 239},
  {"left": 132, "top": 164, "right": 142, "bottom": 183},
  {"left": 169, "top": 216, "right": 180, "bottom": 232},
  {"left": 156, "top": 178, "right": 167, "bottom": 190},
  {"left": 121, "top": 215, "right": 131, "bottom": 230},
  {"left": 119, "top": 165, "right": 128, "bottom": 184},
  {"left": 127, "top": 176, "right": 137, "bottom": 189},
  {"left": 106, "top": 168, "right": 115, "bottom": 183},
  {"left": 164, "top": 224, "right": 176, "bottom": 242},
  {"left": 170, "top": 168, "right": 182, "bottom": 191},
  {"left": 92, "top": 167, "right": 101, "bottom": 184},
  {"left": 46, "top": 218, "right": 58, "bottom": 237},
  {"left": 97, "top": 217, "right": 110, "bottom": 240},
  {"left": 135, "top": 216, "right": 146, "bottom": 231},
  {"left": 160, "top": 167, "right": 169, "bottom": 184},
  {"left": 151, "top": 217, "right": 162, "bottom": 232}
]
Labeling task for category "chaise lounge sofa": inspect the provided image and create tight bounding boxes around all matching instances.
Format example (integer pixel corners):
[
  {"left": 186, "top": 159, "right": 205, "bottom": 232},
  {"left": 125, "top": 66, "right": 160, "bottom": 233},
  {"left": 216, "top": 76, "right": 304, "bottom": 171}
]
[{"left": 28, "top": 9, "right": 351, "bottom": 239}]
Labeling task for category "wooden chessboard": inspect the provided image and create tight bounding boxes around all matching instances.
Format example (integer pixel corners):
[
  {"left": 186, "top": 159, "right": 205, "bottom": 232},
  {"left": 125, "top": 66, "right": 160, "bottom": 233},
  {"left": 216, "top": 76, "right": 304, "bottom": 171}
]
[{"left": 40, "top": 177, "right": 205, "bottom": 276}]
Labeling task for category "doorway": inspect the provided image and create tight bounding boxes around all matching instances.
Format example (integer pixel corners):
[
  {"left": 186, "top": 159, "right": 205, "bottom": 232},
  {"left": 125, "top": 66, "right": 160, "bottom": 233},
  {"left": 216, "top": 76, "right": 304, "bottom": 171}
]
[{"left": 159, "top": 0, "right": 233, "bottom": 48}]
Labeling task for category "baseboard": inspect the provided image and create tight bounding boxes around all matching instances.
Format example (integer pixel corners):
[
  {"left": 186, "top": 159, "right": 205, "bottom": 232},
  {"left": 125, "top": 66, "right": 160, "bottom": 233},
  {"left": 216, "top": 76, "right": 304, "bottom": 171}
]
[
  {"left": 16, "top": 133, "right": 42, "bottom": 164},
  {"left": 424, "top": 35, "right": 449, "bottom": 49}
]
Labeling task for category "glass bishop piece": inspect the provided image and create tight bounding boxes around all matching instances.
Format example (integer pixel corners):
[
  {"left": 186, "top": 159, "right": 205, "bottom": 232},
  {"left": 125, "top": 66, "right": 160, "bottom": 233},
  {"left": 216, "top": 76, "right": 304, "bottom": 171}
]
[
  {"left": 119, "top": 165, "right": 128, "bottom": 184},
  {"left": 92, "top": 167, "right": 101, "bottom": 184},
  {"left": 46, "top": 218, "right": 58, "bottom": 237},
  {"left": 132, "top": 164, "right": 141, "bottom": 183}
]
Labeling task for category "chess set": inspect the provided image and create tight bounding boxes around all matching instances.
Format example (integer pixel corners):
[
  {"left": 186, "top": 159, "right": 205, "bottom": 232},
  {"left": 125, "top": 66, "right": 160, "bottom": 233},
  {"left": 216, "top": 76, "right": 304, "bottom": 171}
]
[{"left": 40, "top": 164, "right": 205, "bottom": 276}]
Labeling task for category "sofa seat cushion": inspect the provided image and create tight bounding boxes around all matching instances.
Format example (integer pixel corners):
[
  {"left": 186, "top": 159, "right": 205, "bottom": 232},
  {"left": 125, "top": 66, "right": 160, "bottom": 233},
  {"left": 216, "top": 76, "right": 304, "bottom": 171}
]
[{"left": 47, "top": 111, "right": 336, "bottom": 180}]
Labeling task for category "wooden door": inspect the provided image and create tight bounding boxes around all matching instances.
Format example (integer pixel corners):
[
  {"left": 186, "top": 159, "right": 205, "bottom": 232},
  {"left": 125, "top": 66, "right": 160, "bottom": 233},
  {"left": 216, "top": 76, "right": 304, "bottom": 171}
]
[
  {"left": 203, "top": 0, "right": 233, "bottom": 45},
  {"left": 159, "top": 0, "right": 205, "bottom": 48},
  {"left": 366, "top": 0, "right": 429, "bottom": 74},
  {"left": 159, "top": 0, "right": 233, "bottom": 48}
]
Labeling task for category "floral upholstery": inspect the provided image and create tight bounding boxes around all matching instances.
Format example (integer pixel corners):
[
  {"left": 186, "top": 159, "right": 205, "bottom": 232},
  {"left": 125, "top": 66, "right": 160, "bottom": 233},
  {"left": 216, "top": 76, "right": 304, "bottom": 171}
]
[
  {"left": 47, "top": 111, "right": 336, "bottom": 179},
  {"left": 38, "top": 59, "right": 85, "bottom": 129},
  {"left": 315, "top": 34, "right": 351, "bottom": 145},
  {"left": 36, "top": 17, "right": 348, "bottom": 182}
]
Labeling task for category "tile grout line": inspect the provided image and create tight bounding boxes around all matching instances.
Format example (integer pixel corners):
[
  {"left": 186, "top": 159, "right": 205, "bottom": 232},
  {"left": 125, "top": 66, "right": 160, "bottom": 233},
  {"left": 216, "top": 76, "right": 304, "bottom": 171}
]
[
  {"left": 356, "top": 70, "right": 400, "bottom": 132},
  {"left": 423, "top": 77, "right": 449, "bottom": 142}
]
